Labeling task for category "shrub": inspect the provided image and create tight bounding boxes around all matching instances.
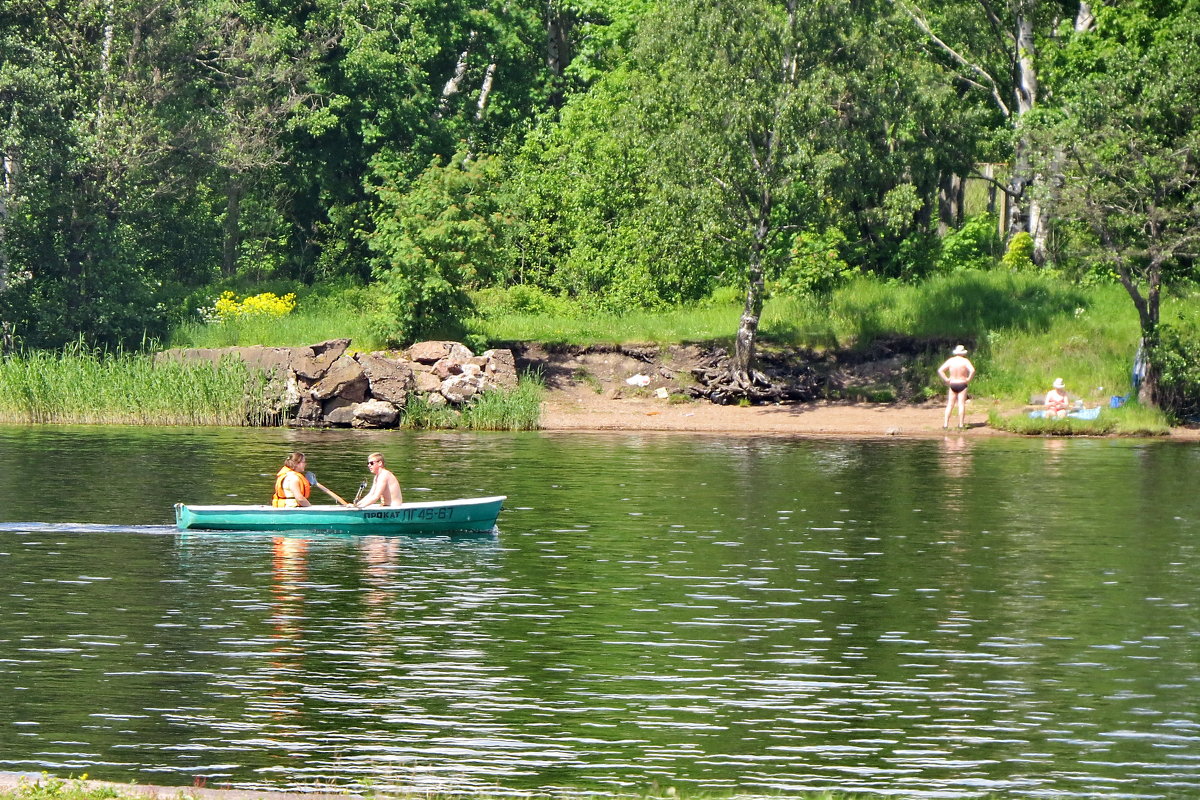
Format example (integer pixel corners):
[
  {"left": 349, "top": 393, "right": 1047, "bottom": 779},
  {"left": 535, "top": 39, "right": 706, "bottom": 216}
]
[
  {"left": 1001, "top": 231, "right": 1036, "bottom": 271},
  {"left": 1151, "top": 319, "right": 1200, "bottom": 421},
  {"left": 470, "top": 285, "right": 581, "bottom": 318},
  {"left": 774, "top": 229, "right": 856, "bottom": 295},
  {"left": 206, "top": 291, "right": 297, "bottom": 322},
  {"left": 937, "top": 213, "right": 1001, "bottom": 272}
]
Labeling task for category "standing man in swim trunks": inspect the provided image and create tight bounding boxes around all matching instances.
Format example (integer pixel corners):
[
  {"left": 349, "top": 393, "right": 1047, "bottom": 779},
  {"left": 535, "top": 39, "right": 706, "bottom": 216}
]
[{"left": 937, "top": 344, "right": 976, "bottom": 429}]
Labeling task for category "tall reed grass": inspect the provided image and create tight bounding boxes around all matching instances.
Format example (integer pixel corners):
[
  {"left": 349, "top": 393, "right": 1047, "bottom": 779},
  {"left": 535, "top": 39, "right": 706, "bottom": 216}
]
[
  {"left": 400, "top": 375, "right": 543, "bottom": 431},
  {"left": 0, "top": 346, "right": 279, "bottom": 426}
]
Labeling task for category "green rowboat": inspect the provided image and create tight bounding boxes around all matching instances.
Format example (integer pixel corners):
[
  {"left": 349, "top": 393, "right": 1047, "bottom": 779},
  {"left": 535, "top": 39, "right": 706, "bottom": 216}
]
[{"left": 174, "top": 495, "right": 506, "bottom": 534}]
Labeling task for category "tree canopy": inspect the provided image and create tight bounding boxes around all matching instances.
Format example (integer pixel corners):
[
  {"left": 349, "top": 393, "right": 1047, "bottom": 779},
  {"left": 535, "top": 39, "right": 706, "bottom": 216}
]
[{"left": 0, "top": 0, "right": 1197, "bottom": 401}]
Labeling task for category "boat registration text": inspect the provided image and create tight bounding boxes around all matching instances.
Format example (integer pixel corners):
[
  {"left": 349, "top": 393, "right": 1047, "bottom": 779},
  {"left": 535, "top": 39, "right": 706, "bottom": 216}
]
[{"left": 364, "top": 508, "right": 456, "bottom": 521}]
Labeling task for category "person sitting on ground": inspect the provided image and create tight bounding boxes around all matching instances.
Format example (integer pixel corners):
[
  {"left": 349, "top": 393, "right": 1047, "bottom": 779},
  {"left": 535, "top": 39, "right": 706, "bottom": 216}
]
[
  {"left": 1045, "top": 378, "right": 1070, "bottom": 418},
  {"left": 354, "top": 452, "right": 403, "bottom": 508},
  {"left": 272, "top": 451, "right": 312, "bottom": 507}
]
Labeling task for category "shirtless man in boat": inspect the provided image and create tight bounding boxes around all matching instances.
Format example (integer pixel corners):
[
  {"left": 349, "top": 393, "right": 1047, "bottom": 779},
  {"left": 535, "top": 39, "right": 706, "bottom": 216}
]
[
  {"left": 354, "top": 452, "right": 403, "bottom": 507},
  {"left": 937, "top": 344, "right": 976, "bottom": 429}
]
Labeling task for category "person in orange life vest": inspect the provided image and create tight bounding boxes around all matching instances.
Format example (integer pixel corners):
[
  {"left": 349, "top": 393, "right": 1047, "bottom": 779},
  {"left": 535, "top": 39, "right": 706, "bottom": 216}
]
[{"left": 272, "top": 451, "right": 312, "bottom": 507}]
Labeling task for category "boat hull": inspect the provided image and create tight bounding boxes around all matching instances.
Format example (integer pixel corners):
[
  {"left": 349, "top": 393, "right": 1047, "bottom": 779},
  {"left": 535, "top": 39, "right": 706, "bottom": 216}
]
[{"left": 174, "top": 496, "right": 505, "bottom": 534}]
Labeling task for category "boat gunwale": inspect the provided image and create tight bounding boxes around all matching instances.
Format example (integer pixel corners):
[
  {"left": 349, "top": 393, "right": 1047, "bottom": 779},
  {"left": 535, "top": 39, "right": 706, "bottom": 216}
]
[
  {"left": 174, "top": 496, "right": 506, "bottom": 533},
  {"left": 176, "top": 495, "right": 507, "bottom": 514}
]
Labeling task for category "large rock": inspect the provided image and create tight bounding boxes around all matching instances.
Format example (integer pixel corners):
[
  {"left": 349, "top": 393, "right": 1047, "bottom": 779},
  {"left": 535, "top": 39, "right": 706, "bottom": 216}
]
[
  {"left": 408, "top": 340, "right": 474, "bottom": 364},
  {"left": 352, "top": 399, "right": 399, "bottom": 429},
  {"left": 294, "top": 396, "right": 325, "bottom": 425},
  {"left": 356, "top": 352, "right": 415, "bottom": 405},
  {"left": 483, "top": 348, "right": 518, "bottom": 390},
  {"left": 441, "top": 371, "right": 485, "bottom": 404},
  {"left": 309, "top": 354, "right": 369, "bottom": 402},
  {"left": 432, "top": 357, "right": 464, "bottom": 380},
  {"left": 414, "top": 370, "right": 442, "bottom": 393},
  {"left": 233, "top": 345, "right": 293, "bottom": 375},
  {"left": 292, "top": 338, "right": 351, "bottom": 382},
  {"left": 322, "top": 396, "right": 358, "bottom": 426}
]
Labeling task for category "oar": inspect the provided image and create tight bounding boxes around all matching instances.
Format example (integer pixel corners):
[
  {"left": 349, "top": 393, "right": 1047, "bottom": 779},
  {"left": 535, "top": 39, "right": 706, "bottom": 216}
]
[
  {"left": 353, "top": 480, "right": 368, "bottom": 505},
  {"left": 305, "top": 471, "right": 352, "bottom": 507}
]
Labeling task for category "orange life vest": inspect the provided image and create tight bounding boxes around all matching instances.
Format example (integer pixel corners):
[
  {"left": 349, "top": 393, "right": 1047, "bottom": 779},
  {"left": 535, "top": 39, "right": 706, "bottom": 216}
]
[{"left": 272, "top": 466, "right": 311, "bottom": 507}]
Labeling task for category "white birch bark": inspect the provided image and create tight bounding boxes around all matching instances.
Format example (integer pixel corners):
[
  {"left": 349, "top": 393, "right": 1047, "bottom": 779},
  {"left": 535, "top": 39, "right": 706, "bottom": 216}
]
[
  {"left": 476, "top": 62, "right": 497, "bottom": 121},
  {"left": 0, "top": 152, "right": 13, "bottom": 293},
  {"left": 1075, "top": 2, "right": 1095, "bottom": 32},
  {"left": 437, "top": 32, "right": 477, "bottom": 118},
  {"left": 98, "top": 0, "right": 117, "bottom": 118},
  {"left": 1008, "top": 4, "right": 1038, "bottom": 237}
]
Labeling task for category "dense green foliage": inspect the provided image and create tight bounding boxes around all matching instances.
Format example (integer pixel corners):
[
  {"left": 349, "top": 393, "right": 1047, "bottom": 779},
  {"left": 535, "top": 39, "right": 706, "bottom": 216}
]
[{"left": 1, "top": 0, "right": 1198, "bottom": 410}]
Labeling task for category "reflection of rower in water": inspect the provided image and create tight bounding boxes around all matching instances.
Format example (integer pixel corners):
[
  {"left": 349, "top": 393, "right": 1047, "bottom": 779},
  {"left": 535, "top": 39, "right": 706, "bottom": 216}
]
[
  {"left": 937, "top": 345, "right": 976, "bottom": 430},
  {"left": 354, "top": 452, "right": 403, "bottom": 508}
]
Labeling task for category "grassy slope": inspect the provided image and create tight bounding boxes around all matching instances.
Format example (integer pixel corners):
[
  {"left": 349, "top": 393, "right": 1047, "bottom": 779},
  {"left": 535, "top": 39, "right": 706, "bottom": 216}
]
[
  {"left": 466, "top": 272, "right": 1180, "bottom": 434},
  {"left": 164, "top": 270, "right": 1192, "bottom": 434}
]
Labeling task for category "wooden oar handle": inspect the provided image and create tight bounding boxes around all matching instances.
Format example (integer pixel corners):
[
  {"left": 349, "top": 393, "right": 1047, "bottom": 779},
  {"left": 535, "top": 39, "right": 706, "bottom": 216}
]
[{"left": 315, "top": 482, "right": 352, "bottom": 507}]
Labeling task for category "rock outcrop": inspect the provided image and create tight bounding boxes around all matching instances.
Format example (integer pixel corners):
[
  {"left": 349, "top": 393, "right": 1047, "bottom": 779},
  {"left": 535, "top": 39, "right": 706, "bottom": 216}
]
[{"left": 155, "top": 339, "right": 519, "bottom": 428}]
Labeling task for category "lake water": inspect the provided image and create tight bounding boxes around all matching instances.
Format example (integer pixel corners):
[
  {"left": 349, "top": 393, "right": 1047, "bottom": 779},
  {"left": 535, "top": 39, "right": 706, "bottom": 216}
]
[{"left": 0, "top": 425, "right": 1197, "bottom": 798}]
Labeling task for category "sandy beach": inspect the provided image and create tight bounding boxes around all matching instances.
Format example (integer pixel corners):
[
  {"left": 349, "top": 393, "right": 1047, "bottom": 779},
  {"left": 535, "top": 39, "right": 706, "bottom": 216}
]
[{"left": 539, "top": 391, "right": 1200, "bottom": 439}]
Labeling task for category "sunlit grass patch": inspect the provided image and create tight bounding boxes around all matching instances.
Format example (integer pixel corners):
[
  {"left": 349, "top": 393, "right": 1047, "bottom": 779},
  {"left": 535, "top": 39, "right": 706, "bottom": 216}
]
[
  {"left": 170, "top": 285, "right": 383, "bottom": 350},
  {"left": 466, "top": 304, "right": 743, "bottom": 347},
  {"left": 987, "top": 402, "right": 1170, "bottom": 436}
]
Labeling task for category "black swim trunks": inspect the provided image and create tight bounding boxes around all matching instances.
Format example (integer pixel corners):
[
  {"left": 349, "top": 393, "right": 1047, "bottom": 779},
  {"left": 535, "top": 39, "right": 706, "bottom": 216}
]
[{"left": 949, "top": 381, "right": 969, "bottom": 394}]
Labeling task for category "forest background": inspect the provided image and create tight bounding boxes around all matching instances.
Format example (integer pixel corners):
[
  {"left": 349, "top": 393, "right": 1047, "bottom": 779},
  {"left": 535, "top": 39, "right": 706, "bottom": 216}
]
[{"left": 2, "top": 0, "right": 1200, "bottom": 413}]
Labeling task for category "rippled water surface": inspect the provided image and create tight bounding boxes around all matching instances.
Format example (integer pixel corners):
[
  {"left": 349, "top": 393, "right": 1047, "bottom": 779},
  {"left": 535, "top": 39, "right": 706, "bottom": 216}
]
[{"left": 1, "top": 426, "right": 1198, "bottom": 797}]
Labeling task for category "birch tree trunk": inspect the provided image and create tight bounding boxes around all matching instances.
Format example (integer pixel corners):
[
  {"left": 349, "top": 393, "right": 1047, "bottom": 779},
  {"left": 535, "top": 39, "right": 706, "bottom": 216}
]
[
  {"left": 731, "top": 0, "right": 798, "bottom": 383},
  {"left": 222, "top": 175, "right": 243, "bottom": 278},
  {"left": 545, "top": 1, "right": 572, "bottom": 107},
  {"left": 0, "top": 152, "right": 14, "bottom": 295},
  {"left": 1007, "top": 3, "right": 1040, "bottom": 244},
  {"left": 436, "top": 32, "right": 476, "bottom": 118},
  {"left": 733, "top": 211, "right": 769, "bottom": 384},
  {"left": 476, "top": 62, "right": 497, "bottom": 121},
  {"left": 98, "top": 0, "right": 117, "bottom": 118}
]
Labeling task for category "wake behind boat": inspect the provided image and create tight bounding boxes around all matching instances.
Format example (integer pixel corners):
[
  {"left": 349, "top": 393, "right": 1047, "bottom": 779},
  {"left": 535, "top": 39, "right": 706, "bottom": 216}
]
[{"left": 174, "top": 495, "right": 505, "bottom": 534}]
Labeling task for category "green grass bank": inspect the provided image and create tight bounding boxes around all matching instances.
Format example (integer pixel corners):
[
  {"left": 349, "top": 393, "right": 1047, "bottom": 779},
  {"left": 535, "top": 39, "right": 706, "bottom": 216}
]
[
  {"left": 0, "top": 346, "right": 542, "bottom": 431},
  {"left": 4, "top": 270, "right": 1195, "bottom": 433}
]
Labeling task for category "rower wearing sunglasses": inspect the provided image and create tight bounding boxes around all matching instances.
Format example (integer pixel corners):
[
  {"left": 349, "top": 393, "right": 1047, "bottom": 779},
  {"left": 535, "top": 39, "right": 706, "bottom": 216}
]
[{"left": 354, "top": 452, "right": 404, "bottom": 508}]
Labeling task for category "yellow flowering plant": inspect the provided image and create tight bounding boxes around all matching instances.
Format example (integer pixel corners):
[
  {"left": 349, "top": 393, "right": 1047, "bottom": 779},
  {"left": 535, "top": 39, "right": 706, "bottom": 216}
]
[{"left": 207, "top": 291, "right": 297, "bottom": 322}]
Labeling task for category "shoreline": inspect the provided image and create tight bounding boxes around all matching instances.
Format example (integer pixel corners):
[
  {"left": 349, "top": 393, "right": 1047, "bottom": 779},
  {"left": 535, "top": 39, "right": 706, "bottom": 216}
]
[
  {"left": 538, "top": 396, "right": 1200, "bottom": 439},
  {"left": 0, "top": 774, "right": 352, "bottom": 800}
]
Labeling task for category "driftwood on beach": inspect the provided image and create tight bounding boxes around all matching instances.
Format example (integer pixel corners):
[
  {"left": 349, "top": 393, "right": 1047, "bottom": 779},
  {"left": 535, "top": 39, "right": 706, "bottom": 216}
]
[{"left": 155, "top": 339, "right": 518, "bottom": 428}]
